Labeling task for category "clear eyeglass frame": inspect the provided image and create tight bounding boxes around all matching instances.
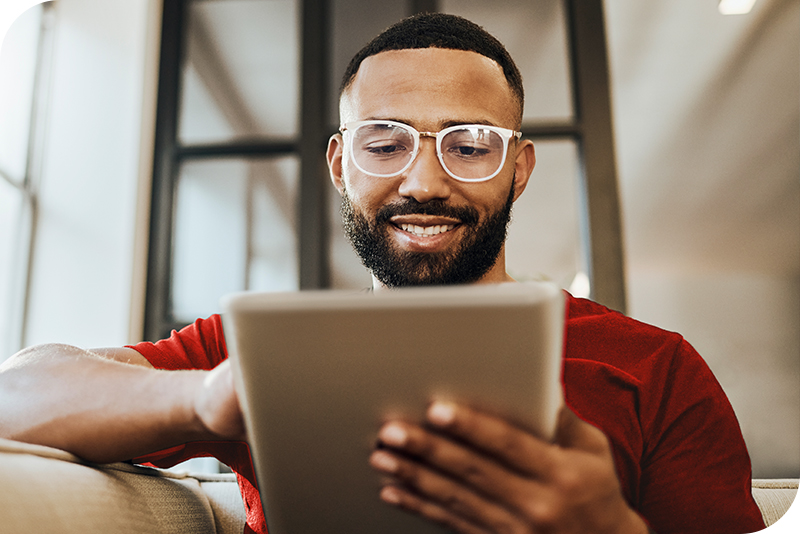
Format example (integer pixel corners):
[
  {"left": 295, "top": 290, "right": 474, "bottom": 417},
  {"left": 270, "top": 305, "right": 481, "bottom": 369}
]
[{"left": 340, "top": 120, "right": 522, "bottom": 183}]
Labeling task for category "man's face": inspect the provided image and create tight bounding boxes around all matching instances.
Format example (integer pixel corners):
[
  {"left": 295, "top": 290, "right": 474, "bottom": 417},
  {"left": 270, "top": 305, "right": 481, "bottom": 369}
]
[{"left": 327, "top": 48, "right": 535, "bottom": 288}]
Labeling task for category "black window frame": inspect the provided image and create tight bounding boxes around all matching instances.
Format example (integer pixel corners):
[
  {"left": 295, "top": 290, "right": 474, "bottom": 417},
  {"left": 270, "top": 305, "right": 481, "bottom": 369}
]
[{"left": 143, "top": 0, "right": 625, "bottom": 341}]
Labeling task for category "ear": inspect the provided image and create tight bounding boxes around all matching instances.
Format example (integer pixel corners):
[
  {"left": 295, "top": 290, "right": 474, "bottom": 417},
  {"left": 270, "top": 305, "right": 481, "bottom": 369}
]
[
  {"left": 327, "top": 133, "right": 345, "bottom": 195},
  {"left": 511, "top": 139, "right": 535, "bottom": 202}
]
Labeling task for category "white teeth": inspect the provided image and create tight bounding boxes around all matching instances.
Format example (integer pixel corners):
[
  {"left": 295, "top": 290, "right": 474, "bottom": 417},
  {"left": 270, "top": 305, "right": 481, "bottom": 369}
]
[{"left": 399, "top": 223, "right": 455, "bottom": 237}]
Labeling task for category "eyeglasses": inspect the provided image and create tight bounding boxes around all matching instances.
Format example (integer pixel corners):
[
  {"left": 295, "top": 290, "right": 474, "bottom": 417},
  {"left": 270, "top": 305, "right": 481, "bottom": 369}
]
[{"left": 340, "top": 120, "right": 522, "bottom": 183}]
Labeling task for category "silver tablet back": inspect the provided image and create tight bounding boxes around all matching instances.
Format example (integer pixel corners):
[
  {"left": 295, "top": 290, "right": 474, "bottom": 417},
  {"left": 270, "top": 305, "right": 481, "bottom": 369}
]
[{"left": 222, "top": 282, "right": 565, "bottom": 534}]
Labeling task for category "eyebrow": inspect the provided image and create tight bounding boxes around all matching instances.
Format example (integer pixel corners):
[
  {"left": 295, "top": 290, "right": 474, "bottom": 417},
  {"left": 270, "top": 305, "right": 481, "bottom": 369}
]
[
  {"left": 440, "top": 119, "right": 503, "bottom": 129},
  {"left": 364, "top": 117, "right": 504, "bottom": 130}
]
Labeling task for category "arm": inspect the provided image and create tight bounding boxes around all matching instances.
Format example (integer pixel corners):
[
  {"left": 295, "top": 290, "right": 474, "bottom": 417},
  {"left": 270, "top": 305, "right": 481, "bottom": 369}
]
[
  {"left": 0, "top": 343, "right": 244, "bottom": 463},
  {"left": 369, "top": 402, "right": 650, "bottom": 534}
]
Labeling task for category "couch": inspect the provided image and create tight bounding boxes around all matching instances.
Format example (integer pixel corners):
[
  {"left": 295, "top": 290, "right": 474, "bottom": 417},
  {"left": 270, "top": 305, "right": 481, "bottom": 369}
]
[{"left": 0, "top": 437, "right": 795, "bottom": 533}]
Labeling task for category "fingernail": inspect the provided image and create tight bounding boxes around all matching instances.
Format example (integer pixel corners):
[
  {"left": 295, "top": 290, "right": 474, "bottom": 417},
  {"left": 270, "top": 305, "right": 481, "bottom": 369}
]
[
  {"left": 380, "top": 486, "right": 401, "bottom": 504},
  {"left": 428, "top": 402, "right": 456, "bottom": 426},
  {"left": 379, "top": 423, "right": 407, "bottom": 446},
  {"left": 370, "top": 451, "right": 398, "bottom": 472}
]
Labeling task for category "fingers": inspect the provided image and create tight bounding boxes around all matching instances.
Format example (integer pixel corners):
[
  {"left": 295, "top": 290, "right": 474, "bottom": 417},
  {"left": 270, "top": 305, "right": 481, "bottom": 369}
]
[
  {"left": 371, "top": 403, "right": 640, "bottom": 534},
  {"left": 371, "top": 419, "right": 552, "bottom": 527},
  {"left": 376, "top": 420, "right": 524, "bottom": 494},
  {"left": 370, "top": 445, "right": 527, "bottom": 534},
  {"left": 379, "top": 485, "right": 494, "bottom": 534},
  {"left": 424, "top": 401, "right": 559, "bottom": 478}
]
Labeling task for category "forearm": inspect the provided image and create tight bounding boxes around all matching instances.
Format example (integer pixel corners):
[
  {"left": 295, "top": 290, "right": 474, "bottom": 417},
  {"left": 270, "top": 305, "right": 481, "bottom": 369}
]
[{"left": 0, "top": 344, "right": 211, "bottom": 463}]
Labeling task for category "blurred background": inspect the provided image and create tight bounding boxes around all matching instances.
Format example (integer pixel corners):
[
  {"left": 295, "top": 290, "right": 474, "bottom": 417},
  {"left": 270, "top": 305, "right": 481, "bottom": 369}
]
[{"left": 0, "top": 0, "right": 797, "bottom": 478}]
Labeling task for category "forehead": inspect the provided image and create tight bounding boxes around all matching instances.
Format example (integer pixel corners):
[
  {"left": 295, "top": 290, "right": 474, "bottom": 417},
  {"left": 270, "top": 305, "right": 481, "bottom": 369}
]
[{"left": 340, "top": 48, "right": 518, "bottom": 129}]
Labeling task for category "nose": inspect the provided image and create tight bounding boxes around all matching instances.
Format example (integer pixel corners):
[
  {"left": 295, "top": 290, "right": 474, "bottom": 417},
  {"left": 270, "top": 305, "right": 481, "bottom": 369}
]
[{"left": 397, "top": 138, "right": 452, "bottom": 203}]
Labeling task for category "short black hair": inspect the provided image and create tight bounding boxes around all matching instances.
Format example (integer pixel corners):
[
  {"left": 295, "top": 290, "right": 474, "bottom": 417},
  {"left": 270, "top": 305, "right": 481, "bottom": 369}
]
[{"left": 340, "top": 13, "right": 524, "bottom": 124}]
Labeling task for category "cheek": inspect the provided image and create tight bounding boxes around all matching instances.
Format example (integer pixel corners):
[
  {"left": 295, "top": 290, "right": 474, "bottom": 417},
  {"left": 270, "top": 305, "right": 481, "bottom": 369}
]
[
  {"left": 342, "top": 162, "right": 398, "bottom": 209},
  {"left": 460, "top": 180, "right": 512, "bottom": 212}
]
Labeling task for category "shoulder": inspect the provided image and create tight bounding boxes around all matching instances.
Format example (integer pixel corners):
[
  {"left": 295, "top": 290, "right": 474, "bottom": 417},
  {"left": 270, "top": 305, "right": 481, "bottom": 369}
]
[
  {"left": 563, "top": 293, "right": 711, "bottom": 387},
  {"left": 562, "top": 293, "right": 731, "bottom": 438},
  {"left": 565, "top": 293, "right": 683, "bottom": 346}
]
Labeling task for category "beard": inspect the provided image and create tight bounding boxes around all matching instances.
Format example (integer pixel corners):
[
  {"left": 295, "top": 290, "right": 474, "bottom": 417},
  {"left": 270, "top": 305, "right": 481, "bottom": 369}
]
[{"left": 340, "top": 182, "right": 515, "bottom": 287}]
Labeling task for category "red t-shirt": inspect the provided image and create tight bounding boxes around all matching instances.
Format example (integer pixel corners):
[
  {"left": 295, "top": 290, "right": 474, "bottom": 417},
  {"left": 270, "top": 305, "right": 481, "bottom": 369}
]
[{"left": 129, "top": 294, "right": 765, "bottom": 534}]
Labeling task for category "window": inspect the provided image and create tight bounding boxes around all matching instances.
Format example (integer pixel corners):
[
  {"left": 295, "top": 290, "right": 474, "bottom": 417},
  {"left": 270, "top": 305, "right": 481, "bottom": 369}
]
[
  {"left": 0, "top": 2, "right": 54, "bottom": 360},
  {"left": 145, "top": 0, "right": 624, "bottom": 341}
]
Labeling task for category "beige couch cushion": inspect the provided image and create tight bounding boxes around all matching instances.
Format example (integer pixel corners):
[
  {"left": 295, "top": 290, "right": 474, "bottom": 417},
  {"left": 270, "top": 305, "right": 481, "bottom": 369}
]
[
  {"left": 0, "top": 438, "right": 244, "bottom": 534},
  {"left": 198, "top": 476, "right": 248, "bottom": 534},
  {"left": 1, "top": 437, "right": 795, "bottom": 533},
  {"left": 752, "top": 478, "right": 799, "bottom": 527}
]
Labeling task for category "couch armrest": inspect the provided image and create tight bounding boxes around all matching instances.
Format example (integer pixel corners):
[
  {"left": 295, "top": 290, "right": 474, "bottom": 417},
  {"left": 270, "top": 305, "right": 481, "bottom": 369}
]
[
  {"left": 0, "top": 437, "right": 235, "bottom": 534},
  {"left": 752, "top": 478, "right": 799, "bottom": 527}
]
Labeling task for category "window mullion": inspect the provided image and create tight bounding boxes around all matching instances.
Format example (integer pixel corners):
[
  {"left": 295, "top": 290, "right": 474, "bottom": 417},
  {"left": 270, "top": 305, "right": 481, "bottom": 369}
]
[
  {"left": 297, "top": 0, "right": 330, "bottom": 289},
  {"left": 144, "top": 0, "right": 186, "bottom": 341},
  {"left": 565, "top": 0, "right": 626, "bottom": 313}
]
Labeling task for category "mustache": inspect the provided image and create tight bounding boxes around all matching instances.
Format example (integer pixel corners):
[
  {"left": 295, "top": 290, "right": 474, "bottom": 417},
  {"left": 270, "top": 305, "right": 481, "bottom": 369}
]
[{"left": 375, "top": 199, "right": 480, "bottom": 226}]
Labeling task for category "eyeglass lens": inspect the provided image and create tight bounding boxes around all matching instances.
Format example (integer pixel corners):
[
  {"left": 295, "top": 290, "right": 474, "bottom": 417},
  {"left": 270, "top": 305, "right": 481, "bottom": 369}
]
[{"left": 351, "top": 123, "right": 507, "bottom": 180}]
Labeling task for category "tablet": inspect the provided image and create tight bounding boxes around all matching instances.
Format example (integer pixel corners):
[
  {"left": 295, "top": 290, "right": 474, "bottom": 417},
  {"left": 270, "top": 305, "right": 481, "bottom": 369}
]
[{"left": 221, "top": 281, "right": 565, "bottom": 534}]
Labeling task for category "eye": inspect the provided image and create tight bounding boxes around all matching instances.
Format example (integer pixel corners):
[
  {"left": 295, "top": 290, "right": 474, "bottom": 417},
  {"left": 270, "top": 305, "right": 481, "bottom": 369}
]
[
  {"left": 451, "top": 145, "right": 489, "bottom": 157},
  {"left": 363, "top": 142, "right": 409, "bottom": 157},
  {"left": 446, "top": 144, "right": 492, "bottom": 160},
  {"left": 355, "top": 124, "right": 414, "bottom": 158},
  {"left": 367, "top": 143, "right": 404, "bottom": 154},
  {"left": 442, "top": 128, "right": 499, "bottom": 160}
]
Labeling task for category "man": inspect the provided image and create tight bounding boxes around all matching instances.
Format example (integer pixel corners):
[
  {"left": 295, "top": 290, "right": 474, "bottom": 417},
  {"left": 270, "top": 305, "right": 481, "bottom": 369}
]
[{"left": 0, "top": 13, "right": 764, "bottom": 534}]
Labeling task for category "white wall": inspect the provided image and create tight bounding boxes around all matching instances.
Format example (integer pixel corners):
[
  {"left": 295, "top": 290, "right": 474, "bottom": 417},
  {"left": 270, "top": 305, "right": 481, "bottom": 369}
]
[
  {"left": 23, "top": 0, "right": 160, "bottom": 348},
  {"left": 606, "top": 0, "right": 800, "bottom": 478}
]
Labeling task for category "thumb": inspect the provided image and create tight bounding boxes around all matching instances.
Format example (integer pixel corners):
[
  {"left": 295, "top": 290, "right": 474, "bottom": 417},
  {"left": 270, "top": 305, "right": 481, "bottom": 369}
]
[{"left": 554, "top": 406, "right": 610, "bottom": 454}]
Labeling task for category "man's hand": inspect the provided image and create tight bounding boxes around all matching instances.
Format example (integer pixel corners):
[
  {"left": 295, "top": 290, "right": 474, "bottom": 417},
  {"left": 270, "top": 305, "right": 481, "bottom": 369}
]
[
  {"left": 369, "top": 402, "right": 649, "bottom": 534},
  {"left": 193, "top": 360, "right": 246, "bottom": 441}
]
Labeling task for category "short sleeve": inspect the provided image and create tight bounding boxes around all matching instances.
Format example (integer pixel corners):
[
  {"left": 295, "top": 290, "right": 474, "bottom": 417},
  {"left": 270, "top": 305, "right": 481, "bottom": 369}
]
[{"left": 127, "top": 315, "right": 228, "bottom": 370}]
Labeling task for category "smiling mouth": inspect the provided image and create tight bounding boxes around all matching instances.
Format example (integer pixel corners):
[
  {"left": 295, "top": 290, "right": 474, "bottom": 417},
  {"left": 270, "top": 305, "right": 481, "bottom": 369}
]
[{"left": 397, "top": 223, "right": 457, "bottom": 237}]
